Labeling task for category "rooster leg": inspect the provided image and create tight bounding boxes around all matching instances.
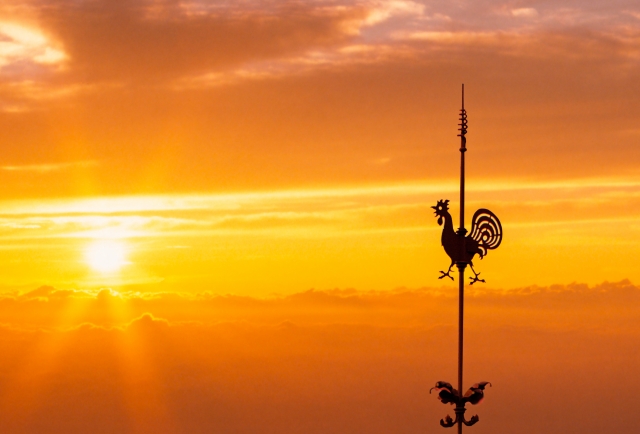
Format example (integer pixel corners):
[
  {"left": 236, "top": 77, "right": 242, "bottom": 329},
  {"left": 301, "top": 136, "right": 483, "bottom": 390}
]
[
  {"left": 439, "top": 262, "right": 455, "bottom": 281},
  {"left": 468, "top": 263, "right": 486, "bottom": 285}
]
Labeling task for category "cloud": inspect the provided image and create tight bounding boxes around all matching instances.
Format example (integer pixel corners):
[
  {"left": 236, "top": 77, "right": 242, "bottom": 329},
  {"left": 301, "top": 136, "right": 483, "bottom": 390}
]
[
  {"left": 19, "top": 285, "right": 79, "bottom": 300},
  {"left": 126, "top": 312, "right": 170, "bottom": 332},
  {"left": 1, "top": 160, "right": 97, "bottom": 173},
  {"left": 395, "top": 29, "right": 502, "bottom": 43},
  {"left": 4, "top": 0, "right": 634, "bottom": 95},
  {"left": 0, "top": 2, "right": 637, "bottom": 197},
  {"left": 0, "top": 21, "right": 66, "bottom": 71},
  {"left": 511, "top": 8, "right": 539, "bottom": 18},
  {"left": 358, "top": 0, "right": 426, "bottom": 27},
  {"left": 1, "top": 176, "right": 640, "bottom": 241},
  {"left": 35, "top": 0, "right": 363, "bottom": 82},
  {"left": 1, "top": 178, "right": 640, "bottom": 290},
  {"left": 2, "top": 280, "right": 639, "bottom": 329}
]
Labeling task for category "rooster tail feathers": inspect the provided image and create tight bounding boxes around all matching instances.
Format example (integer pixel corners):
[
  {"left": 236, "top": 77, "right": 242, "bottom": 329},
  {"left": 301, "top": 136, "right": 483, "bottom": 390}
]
[{"left": 469, "top": 209, "right": 502, "bottom": 255}]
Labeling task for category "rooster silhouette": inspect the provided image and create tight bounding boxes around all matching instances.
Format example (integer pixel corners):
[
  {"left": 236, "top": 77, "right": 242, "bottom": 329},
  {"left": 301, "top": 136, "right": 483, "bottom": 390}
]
[{"left": 432, "top": 199, "right": 502, "bottom": 284}]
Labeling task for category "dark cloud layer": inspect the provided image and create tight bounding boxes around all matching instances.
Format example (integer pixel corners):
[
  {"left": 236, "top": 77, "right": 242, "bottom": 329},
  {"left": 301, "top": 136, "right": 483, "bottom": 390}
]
[
  {"left": 0, "top": 1, "right": 638, "bottom": 194},
  {"left": 37, "top": 0, "right": 362, "bottom": 81},
  {"left": 4, "top": 280, "right": 640, "bottom": 328}
]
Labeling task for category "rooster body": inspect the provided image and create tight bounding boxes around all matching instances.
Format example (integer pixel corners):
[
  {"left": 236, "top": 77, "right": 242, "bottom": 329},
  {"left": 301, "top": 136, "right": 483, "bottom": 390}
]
[
  {"left": 432, "top": 199, "right": 502, "bottom": 283},
  {"left": 438, "top": 207, "right": 482, "bottom": 264}
]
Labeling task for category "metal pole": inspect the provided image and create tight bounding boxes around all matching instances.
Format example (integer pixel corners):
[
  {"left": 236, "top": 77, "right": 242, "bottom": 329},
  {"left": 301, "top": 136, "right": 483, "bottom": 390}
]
[
  {"left": 458, "top": 83, "right": 466, "bottom": 434},
  {"left": 458, "top": 264, "right": 465, "bottom": 434}
]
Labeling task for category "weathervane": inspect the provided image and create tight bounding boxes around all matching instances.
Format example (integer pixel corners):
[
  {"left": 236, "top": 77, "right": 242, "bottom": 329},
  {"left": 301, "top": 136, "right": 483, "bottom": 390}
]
[{"left": 430, "top": 85, "right": 502, "bottom": 432}]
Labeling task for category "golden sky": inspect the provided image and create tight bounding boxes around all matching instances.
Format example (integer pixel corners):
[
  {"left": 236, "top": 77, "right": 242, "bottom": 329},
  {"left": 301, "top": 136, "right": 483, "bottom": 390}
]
[
  {"left": 0, "top": 0, "right": 639, "bottom": 292},
  {"left": 0, "top": 1, "right": 639, "bottom": 433}
]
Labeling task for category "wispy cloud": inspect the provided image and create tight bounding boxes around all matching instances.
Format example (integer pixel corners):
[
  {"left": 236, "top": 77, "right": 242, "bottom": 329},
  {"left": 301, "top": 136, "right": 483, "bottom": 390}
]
[
  {"left": 358, "top": 0, "right": 426, "bottom": 28},
  {"left": 0, "top": 176, "right": 636, "bottom": 290},
  {"left": 0, "top": 176, "right": 639, "bottom": 243},
  {"left": 511, "top": 8, "right": 539, "bottom": 18},
  {"left": 393, "top": 30, "right": 503, "bottom": 42},
  {"left": 0, "top": 21, "right": 66, "bottom": 71},
  {"left": 1, "top": 160, "right": 97, "bottom": 173}
]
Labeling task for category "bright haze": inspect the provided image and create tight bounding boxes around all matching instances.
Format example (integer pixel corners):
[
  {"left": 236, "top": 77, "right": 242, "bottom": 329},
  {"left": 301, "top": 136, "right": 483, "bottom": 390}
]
[{"left": 0, "top": 1, "right": 638, "bottom": 433}]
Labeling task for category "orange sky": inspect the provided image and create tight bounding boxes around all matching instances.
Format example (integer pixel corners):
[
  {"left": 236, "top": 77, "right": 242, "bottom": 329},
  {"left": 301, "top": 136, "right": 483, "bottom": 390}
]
[
  {"left": 0, "top": 1, "right": 639, "bottom": 433},
  {"left": 0, "top": 282, "right": 638, "bottom": 434},
  {"left": 0, "top": 0, "right": 639, "bottom": 292}
]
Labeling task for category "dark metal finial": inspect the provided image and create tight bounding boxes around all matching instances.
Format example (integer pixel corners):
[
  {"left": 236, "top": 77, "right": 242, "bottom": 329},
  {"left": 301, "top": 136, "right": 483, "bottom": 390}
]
[{"left": 458, "top": 85, "right": 468, "bottom": 151}]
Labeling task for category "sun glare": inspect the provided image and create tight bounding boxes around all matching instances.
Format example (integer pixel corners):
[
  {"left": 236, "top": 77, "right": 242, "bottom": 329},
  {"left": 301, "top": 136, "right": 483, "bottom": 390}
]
[{"left": 85, "top": 240, "right": 128, "bottom": 273}]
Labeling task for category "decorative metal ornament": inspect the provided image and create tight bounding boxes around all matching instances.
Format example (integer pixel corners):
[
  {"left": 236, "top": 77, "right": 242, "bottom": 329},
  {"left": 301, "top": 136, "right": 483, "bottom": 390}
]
[{"left": 431, "top": 85, "right": 503, "bottom": 432}]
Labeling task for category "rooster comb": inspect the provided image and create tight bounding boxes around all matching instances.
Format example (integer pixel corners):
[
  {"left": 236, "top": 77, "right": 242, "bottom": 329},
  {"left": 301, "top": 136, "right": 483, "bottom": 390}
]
[{"left": 432, "top": 199, "right": 450, "bottom": 215}]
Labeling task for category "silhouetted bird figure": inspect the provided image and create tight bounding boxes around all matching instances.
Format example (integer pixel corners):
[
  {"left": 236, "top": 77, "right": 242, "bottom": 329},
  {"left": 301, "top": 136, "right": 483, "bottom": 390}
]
[
  {"left": 462, "top": 382, "right": 491, "bottom": 405},
  {"left": 430, "top": 381, "right": 461, "bottom": 405},
  {"left": 432, "top": 199, "right": 502, "bottom": 284}
]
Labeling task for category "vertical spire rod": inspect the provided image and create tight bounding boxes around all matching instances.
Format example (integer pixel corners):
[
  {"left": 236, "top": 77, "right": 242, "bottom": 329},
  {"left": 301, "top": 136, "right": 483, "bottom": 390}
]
[
  {"left": 457, "top": 84, "right": 467, "bottom": 433},
  {"left": 458, "top": 265, "right": 464, "bottom": 434}
]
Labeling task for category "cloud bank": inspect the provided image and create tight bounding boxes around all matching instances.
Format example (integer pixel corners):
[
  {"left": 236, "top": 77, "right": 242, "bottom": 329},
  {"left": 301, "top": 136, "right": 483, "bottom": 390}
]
[{"left": 0, "top": 281, "right": 637, "bottom": 433}]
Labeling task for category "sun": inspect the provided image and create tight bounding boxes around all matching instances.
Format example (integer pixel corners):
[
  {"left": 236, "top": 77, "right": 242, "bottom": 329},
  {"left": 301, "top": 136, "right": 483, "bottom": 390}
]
[{"left": 85, "top": 240, "right": 128, "bottom": 273}]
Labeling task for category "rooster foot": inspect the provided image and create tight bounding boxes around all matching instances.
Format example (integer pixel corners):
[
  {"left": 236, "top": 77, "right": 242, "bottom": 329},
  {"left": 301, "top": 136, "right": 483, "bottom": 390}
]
[
  {"left": 439, "top": 270, "right": 454, "bottom": 281},
  {"left": 469, "top": 273, "right": 485, "bottom": 285}
]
